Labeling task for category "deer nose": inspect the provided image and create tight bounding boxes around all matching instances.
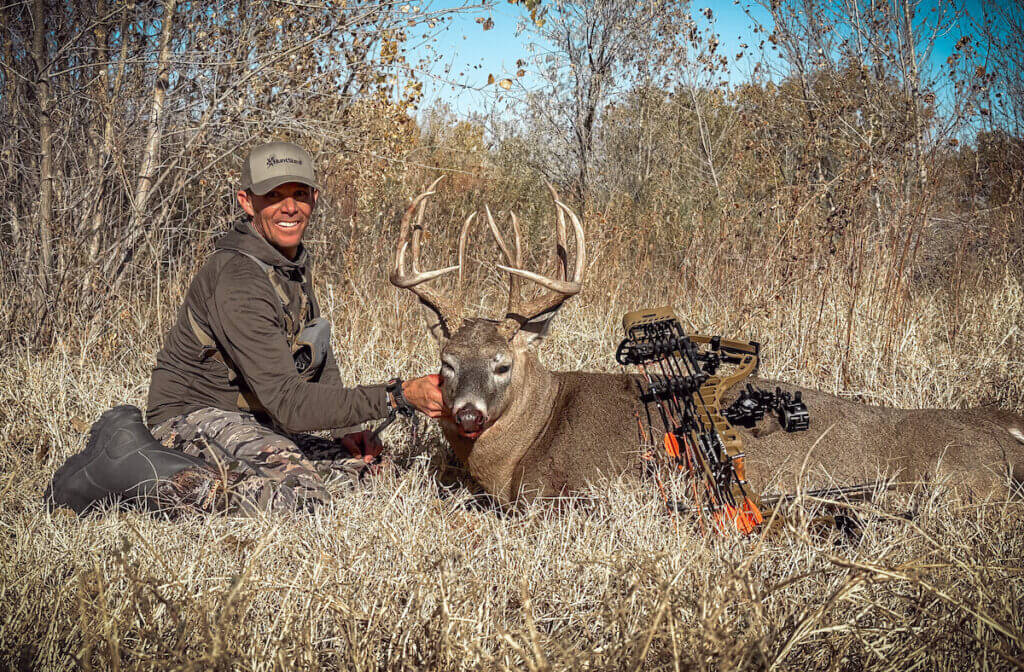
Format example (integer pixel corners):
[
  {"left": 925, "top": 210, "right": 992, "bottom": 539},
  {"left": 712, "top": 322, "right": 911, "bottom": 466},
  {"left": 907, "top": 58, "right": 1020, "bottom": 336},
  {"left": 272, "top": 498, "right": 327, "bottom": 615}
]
[{"left": 455, "top": 406, "right": 485, "bottom": 434}]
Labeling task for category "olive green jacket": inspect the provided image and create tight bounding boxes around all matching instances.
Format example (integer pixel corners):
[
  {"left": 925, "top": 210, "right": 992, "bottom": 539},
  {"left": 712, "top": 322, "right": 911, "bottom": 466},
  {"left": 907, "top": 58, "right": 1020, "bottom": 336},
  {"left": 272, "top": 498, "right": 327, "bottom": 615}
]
[{"left": 146, "top": 218, "right": 389, "bottom": 434}]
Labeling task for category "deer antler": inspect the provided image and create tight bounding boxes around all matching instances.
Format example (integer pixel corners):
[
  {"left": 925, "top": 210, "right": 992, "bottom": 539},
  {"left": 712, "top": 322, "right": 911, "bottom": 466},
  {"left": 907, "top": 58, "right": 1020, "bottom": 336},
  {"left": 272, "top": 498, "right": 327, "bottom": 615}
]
[
  {"left": 389, "top": 177, "right": 476, "bottom": 335},
  {"left": 485, "top": 205, "right": 523, "bottom": 321},
  {"left": 492, "top": 184, "right": 585, "bottom": 340}
]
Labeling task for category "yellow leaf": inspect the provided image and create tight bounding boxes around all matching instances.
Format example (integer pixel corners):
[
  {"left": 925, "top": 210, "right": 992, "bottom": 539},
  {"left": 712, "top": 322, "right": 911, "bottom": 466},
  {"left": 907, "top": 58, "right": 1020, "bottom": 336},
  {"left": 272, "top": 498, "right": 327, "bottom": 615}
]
[
  {"left": 498, "top": 78, "right": 512, "bottom": 90},
  {"left": 487, "top": 73, "right": 495, "bottom": 85}
]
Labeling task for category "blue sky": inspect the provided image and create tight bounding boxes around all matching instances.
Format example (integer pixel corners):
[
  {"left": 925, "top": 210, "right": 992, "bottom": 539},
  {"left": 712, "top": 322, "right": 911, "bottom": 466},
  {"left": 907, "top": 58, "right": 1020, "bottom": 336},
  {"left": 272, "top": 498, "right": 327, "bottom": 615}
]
[
  {"left": 408, "top": 0, "right": 983, "bottom": 118},
  {"left": 409, "top": 0, "right": 775, "bottom": 115}
]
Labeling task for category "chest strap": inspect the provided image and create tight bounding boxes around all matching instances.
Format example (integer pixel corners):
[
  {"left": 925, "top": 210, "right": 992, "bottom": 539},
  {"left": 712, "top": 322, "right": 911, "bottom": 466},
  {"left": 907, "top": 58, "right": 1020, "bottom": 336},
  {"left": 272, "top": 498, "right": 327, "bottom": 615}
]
[{"left": 187, "top": 249, "right": 314, "bottom": 414}]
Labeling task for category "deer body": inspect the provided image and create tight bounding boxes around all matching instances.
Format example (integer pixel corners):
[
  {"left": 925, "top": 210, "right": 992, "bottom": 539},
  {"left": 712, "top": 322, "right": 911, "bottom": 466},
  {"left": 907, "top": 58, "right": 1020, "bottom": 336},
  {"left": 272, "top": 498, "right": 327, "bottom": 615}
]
[
  {"left": 391, "top": 183, "right": 1024, "bottom": 507},
  {"left": 441, "top": 362, "right": 640, "bottom": 502},
  {"left": 440, "top": 348, "right": 1024, "bottom": 504}
]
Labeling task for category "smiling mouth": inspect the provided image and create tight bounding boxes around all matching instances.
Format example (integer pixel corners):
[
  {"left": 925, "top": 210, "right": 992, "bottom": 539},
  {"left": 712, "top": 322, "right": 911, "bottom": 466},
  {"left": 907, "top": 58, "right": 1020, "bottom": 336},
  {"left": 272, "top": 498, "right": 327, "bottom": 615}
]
[{"left": 276, "top": 220, "right": 302, "bottom": 229}]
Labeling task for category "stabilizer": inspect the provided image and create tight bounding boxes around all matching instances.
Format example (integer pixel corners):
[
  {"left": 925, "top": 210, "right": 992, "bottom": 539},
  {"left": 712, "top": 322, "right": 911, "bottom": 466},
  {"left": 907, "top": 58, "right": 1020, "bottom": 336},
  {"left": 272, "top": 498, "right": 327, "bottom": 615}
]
[{"left": 44, "top": 405, "right": 211, "bottom": 514}]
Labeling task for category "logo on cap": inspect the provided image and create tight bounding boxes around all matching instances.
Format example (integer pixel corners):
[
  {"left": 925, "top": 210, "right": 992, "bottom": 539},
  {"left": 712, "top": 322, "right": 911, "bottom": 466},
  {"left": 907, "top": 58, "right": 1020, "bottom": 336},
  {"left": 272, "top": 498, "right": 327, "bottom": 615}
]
[{"left": 266, "top": 155, "right": 303, "bottom": 168}]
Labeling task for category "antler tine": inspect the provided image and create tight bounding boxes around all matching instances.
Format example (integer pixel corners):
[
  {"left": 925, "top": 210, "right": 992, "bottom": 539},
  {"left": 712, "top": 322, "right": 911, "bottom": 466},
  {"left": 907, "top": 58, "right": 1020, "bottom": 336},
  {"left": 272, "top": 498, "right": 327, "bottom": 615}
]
[
  {"left": 508, "top": 211, "right": 523, "bottom": 267},
  {"left": 457, "top": 211, "right": 476, "bottom": 287},
  {"left": 410, "top": 176, "right": 444, "bottom": 274},
  {"left": 496, "top": 198, "right": 586, "bottom": 339},
  {"left": 485, "top": 205, "right": 523, "bottom": 312},
  {"left": 546, "top": 182, "right": 568, "bottom": 280},
  {"left": 389, "top": 177, "right": 464, "bottom": 333},
  {"left": 554, "top": 200, "right": 586, "bottom": 282},
  {"left": 496, "top": 205, "right": 583, "bottom": 293},
  {"left": 484, "top": 205, "right": 520, "bottom": 266},
  {"left": 411, "top": 197, "right": 425, "bottom": 275}
]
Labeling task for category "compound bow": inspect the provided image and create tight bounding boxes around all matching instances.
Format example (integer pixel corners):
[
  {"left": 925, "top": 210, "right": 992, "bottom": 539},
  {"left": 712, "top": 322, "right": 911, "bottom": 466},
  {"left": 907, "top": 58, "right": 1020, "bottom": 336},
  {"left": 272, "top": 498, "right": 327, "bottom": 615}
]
[{"left": 616, "top": 306, "right": 809, "bottom": 534}]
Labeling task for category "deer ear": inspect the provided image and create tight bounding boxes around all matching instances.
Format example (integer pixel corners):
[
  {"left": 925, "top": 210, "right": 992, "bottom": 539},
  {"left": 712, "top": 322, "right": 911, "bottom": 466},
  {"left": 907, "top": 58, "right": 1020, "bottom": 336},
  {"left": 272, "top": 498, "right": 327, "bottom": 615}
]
[
  {"left": 419, "top": 302, "right": 451, "bottom": 346},
  {"left": 511, "top": 308, "right": 558, "bottom": 349}
]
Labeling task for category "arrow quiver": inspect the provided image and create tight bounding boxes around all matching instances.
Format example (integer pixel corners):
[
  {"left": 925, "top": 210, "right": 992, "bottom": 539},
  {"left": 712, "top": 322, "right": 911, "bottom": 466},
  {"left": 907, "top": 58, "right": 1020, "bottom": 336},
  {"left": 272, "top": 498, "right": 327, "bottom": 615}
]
[{"left": 618, "top": 307, "right": 797, "bottom": 534}]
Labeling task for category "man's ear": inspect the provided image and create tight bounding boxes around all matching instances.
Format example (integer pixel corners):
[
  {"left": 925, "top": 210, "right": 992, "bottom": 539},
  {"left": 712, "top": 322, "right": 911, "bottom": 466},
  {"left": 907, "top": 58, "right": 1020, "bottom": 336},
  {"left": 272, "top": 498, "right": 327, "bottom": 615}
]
[
  {"left": 237, "top": 189, "right": 256, "bottom": 217},
  {"left": 511, "top": 308, "right": 558, "bottom": 350},
  {"left": 312, "top": 188, "right": 319, "bottom": 208}
]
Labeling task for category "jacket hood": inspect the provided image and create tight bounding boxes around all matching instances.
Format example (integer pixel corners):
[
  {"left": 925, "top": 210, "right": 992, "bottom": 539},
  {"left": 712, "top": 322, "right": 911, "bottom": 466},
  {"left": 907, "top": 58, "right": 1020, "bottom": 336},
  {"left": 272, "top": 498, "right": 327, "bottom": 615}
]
[{"left": 215, "top": 217, "right": 309, "bottom": 270}]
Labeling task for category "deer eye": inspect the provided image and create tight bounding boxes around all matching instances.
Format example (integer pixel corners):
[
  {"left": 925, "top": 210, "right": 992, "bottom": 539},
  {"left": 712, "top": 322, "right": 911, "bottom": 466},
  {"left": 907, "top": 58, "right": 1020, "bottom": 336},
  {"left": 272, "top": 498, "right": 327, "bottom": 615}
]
[{"left": 494, "top": 364, "right": 511, "bottom": 375}]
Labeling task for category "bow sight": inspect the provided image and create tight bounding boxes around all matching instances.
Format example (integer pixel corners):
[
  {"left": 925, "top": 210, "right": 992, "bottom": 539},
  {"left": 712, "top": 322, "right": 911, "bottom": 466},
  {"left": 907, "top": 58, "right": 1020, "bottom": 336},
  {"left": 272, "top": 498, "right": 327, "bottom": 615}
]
[
  {"left": 617, "top": 306, "right": 809, "bottom": 534},
  {"left": 723, "top": 384, "right": 809, "bottom": 433}
]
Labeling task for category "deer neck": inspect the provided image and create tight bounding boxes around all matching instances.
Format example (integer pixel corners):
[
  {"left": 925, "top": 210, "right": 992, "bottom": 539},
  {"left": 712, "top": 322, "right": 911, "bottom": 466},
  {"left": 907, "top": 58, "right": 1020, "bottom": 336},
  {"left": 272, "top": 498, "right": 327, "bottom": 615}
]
[{"left": 447, "top": 350, "right": 557, "bottom": 503}]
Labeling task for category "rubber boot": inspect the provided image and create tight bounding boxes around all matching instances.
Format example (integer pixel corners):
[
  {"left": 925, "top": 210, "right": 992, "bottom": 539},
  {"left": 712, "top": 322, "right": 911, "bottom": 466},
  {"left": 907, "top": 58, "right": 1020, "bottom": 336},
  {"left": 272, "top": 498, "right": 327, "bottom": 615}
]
[{"left": 45, "top": 405, "right": 228, "bottom": 515}]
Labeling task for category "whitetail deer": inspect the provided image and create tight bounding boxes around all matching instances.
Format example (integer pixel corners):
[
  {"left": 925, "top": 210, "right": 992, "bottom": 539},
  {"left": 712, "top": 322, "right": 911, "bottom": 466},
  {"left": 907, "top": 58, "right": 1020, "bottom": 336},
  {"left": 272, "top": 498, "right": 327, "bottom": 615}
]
[{"left": 390, "top": 181, "right": 1024, "bottom": 506}]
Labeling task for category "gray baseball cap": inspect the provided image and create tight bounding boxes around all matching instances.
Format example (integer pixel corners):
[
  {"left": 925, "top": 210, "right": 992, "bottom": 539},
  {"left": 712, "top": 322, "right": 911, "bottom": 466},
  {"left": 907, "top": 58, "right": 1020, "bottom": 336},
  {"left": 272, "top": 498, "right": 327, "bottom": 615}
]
[{"left": 240, "top": 141, "right": 320, "bottom": 195}]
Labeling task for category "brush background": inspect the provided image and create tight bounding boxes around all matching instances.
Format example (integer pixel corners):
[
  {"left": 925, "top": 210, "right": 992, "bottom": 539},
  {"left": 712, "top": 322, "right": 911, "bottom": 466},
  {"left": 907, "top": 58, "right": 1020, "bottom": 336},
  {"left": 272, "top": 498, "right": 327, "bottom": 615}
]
[{"left": 1, "top": 0, "right": 1023, "bottom": 668}]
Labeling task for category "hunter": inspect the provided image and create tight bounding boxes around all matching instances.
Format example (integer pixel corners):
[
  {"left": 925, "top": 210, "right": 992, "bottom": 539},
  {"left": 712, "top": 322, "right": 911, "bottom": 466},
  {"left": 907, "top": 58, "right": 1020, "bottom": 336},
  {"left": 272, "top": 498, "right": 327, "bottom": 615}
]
[{"left": 47, "top": 142, "right": 444, "bottom": 515}]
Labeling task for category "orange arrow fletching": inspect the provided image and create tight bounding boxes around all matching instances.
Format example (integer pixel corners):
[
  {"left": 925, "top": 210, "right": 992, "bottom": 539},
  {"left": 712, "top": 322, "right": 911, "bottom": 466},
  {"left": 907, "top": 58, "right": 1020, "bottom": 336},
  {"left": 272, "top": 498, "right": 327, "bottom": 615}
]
[{"left": 663, "top": 433, "right": 681, "bottom": 459}]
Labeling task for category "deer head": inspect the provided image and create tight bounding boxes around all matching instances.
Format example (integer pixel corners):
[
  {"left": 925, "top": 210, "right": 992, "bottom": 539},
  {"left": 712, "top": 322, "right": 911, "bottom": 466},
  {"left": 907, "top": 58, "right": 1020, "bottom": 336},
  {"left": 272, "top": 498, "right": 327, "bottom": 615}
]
[{"left": 389, "top": 180, "right": 585, "bottom": 439}]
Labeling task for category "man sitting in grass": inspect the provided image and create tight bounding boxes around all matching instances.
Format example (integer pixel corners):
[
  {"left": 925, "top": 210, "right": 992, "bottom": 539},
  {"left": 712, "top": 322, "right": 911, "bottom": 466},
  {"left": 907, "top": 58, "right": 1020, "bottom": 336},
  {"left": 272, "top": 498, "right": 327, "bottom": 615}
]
[{"left": 47, "top": 142, "right": 444, "bottom": 515}]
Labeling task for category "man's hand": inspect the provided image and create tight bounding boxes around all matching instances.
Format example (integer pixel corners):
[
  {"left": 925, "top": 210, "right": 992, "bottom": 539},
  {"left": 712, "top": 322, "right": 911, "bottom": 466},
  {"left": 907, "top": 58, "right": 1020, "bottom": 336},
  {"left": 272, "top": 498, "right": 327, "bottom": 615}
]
[
  {"left": 339, "top": 429, "right": 384, "bottom": 463},
  {"left": 402, "top": 374, "right": 445, "bottom": 418}
]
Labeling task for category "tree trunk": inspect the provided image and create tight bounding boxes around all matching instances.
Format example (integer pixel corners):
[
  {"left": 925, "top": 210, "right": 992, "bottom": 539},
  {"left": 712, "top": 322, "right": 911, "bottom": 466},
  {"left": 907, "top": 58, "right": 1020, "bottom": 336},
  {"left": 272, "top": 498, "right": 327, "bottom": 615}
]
[
  {"left": 899, "top": 0, "right": 928, "bottom": 193},
  {"left": 0, "top": 4, "right": 23, "bottom": 262},
  {"left": 84, "top": 0, "right": 111, "bottom": 265},
  {"left": 31, "top": 0, "right": 53, "bottom": 284},
  {"left": 129, "top": 0, "right": 177, "bottom": 232},
  {"left": 88, "top": 3, "right": 133, "bottom": 266}
]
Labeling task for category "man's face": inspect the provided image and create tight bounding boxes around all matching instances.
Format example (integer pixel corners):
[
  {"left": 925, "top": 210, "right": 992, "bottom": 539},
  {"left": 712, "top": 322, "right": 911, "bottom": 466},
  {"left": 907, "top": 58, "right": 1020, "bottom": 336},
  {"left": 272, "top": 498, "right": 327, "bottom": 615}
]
[{"left": 237, "top": 182, "right": 318, "bottom": 259}]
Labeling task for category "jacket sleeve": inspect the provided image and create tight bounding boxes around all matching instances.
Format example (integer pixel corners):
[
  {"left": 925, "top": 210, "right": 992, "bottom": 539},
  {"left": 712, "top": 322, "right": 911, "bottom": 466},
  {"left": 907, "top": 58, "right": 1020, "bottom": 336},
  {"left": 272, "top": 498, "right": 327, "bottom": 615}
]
[
  {"left": 208, "top": 259, "right": 390, "bottom": 433},
  {"left": 319, "top": 347, "right": 372, "bottom": 439}
]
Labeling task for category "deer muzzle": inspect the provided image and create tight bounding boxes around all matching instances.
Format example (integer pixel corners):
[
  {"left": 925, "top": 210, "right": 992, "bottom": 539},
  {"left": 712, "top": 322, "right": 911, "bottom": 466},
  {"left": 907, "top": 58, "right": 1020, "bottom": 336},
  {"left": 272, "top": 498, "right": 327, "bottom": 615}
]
[{"left": 454, "top": 406, "right": 486, "bottom": 438}]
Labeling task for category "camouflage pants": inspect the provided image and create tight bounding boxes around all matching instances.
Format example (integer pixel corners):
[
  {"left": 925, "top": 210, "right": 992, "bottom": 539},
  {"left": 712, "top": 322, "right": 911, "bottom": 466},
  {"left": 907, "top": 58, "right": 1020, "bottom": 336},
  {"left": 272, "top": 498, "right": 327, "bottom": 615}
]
[{"left": 150, "top": 407, "right": 366, "bottom": 514}]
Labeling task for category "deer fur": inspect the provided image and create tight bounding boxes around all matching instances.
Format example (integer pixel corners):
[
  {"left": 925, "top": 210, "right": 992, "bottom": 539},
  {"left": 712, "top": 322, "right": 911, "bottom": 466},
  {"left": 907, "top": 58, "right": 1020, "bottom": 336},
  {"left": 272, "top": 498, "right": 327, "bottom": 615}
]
[
  {"left": 390, "top": 184, "right": 1024, "bottom": 507},
  {"left": 435, "top": 319, "right": 1024, "bottom": 506}
]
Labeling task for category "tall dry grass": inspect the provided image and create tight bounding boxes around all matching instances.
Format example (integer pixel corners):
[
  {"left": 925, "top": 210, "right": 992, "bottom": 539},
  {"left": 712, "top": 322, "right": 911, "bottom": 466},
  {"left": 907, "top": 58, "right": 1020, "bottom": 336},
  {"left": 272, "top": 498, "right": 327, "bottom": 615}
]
[{"left": 2, "top": 180, "right": 1023, "bottom": 670}]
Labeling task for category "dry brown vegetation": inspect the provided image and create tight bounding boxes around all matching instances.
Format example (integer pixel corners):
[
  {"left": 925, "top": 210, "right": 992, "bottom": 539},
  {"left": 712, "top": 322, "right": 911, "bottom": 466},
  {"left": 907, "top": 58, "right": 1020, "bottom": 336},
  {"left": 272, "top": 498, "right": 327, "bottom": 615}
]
[{"left": 3, "top": 0, "right": 1024, "bottom": 669}]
